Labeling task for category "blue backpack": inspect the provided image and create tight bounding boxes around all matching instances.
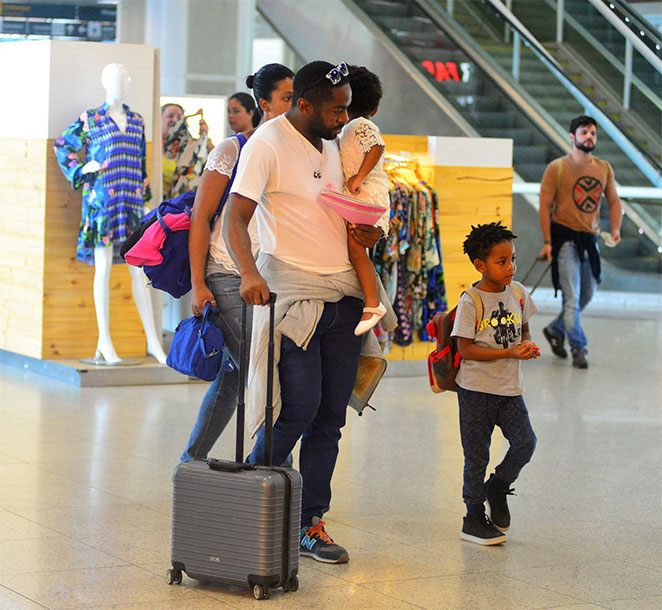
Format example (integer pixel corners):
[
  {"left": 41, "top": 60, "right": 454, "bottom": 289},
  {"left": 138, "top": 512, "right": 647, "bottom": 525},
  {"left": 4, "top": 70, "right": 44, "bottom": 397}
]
[{"left": 121, "top": 134, "right": 247, "bottom": 298}]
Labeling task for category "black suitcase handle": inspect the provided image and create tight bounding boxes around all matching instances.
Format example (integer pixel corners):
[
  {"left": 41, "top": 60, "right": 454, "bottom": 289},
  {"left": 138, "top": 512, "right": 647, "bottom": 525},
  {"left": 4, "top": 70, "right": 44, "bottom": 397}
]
[
  {"left": 208, "top": 458, "right": 255, "bottom": 473},
  {"left": 521, "top": 256, "right": 551, "bottom": 296},
  {"left": 236, "top": 292, "right": 277, "bottom": 466}
]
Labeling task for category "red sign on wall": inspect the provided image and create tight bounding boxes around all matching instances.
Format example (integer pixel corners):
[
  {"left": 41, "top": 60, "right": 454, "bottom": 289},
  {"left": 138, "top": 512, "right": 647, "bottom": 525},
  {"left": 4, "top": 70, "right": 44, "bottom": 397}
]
[{"left": 422, "top": 60, "right": 472, "bottom": 83}]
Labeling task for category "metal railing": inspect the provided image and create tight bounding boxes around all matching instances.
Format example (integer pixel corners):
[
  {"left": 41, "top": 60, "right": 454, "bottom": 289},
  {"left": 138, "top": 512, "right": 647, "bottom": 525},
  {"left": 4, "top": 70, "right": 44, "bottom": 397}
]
[
  {"left": 551, "top": 0, "right": 662, "bottom": 112},
  {"left": 484, "top": 0, "right": 662, "bottom": 188}
]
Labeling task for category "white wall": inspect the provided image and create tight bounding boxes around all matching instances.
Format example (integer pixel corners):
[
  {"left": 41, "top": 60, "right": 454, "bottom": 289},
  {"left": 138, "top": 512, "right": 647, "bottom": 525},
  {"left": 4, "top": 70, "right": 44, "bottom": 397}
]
[{"left": 48, "top": 41, "right": 156, "bottom": 140}]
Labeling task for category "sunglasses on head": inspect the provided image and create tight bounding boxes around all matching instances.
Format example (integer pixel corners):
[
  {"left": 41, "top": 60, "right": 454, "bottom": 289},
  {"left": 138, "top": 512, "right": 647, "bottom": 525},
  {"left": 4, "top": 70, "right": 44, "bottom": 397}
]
[
  {"left": 325, "top": 62, "right": 349, "bottom": 85},
  {"left": 300, "top": 62, "right": 349, "bottom": 98}
]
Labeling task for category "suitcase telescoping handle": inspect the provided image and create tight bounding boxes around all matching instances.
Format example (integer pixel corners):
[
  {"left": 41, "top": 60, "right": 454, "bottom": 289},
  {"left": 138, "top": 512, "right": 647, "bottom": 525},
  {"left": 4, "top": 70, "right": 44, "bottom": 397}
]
[
  {"left": 521, "top": 255, "right": 551, "bottom": 296},
  {"left": 237, "top": 292, "right": 277, "bottom": 466}
]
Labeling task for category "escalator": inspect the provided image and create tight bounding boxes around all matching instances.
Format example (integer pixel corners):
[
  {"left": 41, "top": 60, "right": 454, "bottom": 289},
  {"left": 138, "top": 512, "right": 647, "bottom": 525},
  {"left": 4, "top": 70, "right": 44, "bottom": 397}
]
[{"left": 257, "top": 0, "right": 661, "bottom": 281}]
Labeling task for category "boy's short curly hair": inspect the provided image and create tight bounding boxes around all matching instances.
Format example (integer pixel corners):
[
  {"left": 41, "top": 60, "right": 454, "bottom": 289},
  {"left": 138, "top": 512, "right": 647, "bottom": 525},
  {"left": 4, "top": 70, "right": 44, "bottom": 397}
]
[
  {"left": 463, "top": 221, "right": 517, "bottom": 263},
  {"left": 347, "top": 65, "right": 383, "bottom": 116}
]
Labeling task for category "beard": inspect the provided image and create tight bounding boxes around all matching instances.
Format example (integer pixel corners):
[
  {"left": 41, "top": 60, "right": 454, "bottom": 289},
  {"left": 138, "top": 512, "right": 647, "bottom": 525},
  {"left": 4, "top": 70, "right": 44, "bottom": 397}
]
[{"left": 575, "top": 141, "right": 595, "bottom": 153}]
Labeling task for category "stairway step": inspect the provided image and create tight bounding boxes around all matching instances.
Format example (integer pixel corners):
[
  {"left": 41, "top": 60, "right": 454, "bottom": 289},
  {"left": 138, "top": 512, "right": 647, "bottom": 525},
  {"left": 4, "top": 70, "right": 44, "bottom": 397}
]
[
  {"left": 513, "top": 145, "right": 550, "bottom": 164},
  {"left": 481, "top": 127, "right": 534, "bottom": 145},
  {"left": 473, "top": 111, "right": 518, "bottom": 128}
]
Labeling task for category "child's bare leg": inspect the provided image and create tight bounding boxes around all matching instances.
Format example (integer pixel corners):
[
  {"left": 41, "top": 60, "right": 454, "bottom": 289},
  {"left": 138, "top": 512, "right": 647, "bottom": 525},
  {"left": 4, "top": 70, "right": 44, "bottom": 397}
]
[
  {"left": 348, "top": 230, "right": 386, "bottom": 335},
  {"left": 348, "top": 230, "right": 379, "bottom": 320}
]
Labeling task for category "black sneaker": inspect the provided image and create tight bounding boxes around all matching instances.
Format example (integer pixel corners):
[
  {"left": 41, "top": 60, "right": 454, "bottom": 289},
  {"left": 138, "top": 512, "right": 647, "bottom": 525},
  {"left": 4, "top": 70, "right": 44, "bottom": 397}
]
[
  {"left": 461, "top": 512, "right": 507, "bottom": 546},
  {"left": 543, "top": 327, "right": 567, "bottom": 359},
  {"left": 484, "top": 475, "right": 515, "bottom": 532},
  {"left": 572, "top": 347, "right": 588, "bottom": 369},
  {"left": 300, "top": 517, "right": 349, "bottom": 563}
]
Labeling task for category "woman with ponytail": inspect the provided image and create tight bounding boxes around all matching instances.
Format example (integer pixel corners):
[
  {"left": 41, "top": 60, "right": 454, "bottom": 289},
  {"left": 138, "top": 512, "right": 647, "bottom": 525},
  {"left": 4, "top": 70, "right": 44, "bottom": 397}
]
[{"left": 180, "top": 63, "right": 294, "bottom": 463}]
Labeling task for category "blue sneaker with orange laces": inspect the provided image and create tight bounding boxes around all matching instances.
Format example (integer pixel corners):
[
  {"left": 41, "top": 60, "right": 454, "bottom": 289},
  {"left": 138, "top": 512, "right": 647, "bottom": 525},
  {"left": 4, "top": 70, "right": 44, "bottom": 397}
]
[{"left": 299, "top": 517, "right": 349, "bottom": 563}]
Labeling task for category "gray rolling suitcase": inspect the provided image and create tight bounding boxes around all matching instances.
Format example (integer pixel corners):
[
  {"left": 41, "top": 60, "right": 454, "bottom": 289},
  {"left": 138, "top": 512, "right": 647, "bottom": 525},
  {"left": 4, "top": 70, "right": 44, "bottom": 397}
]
[{"left": 168, "top": 293, "right": 302, "bottom": 600}]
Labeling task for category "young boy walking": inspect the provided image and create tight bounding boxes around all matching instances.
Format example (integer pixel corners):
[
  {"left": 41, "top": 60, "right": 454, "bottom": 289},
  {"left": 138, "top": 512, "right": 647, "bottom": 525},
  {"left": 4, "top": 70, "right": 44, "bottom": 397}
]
[{"left": 452, "top": 222, "right": 539, "bottom": 545}]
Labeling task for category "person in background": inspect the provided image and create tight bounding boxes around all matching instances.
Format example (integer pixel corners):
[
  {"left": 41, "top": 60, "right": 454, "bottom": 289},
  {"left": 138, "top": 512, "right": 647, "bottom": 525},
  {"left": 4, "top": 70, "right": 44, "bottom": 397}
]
[
  {"left": 180, "top": 63, "right": 295, "bottom": 463},
  {"left": 538, "top": 115, "right": 622, "bottom": 369},
  {"left": 227, "top": 92, "right": 259, "bottom": 133},
  {"left": 161, "top": 103, "right": 213, "bottom": 199}
]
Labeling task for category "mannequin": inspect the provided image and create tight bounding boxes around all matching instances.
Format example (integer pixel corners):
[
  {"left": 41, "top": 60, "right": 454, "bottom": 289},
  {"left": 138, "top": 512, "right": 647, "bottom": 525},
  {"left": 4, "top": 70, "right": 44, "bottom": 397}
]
[{"left": 54, "top": 62, "right": 167, "bottom": 365}]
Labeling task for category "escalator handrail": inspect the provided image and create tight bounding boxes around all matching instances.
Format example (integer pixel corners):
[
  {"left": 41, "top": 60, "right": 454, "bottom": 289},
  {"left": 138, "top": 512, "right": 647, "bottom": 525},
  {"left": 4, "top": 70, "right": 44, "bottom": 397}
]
[
  {"left": 413, "top": 0, "right": 570, "bottom": 154},
  {"left": 602, "top": 0, "right": 662, "bottom": 52},
  {"left": 538, "top": 0, "right": 661, "bottom": 112},
  {"left": 482, "top": 0, "right": 662, "bottom": 186},
  {"left": 586, "top": 0, "right": 662, "bottom": 75}
]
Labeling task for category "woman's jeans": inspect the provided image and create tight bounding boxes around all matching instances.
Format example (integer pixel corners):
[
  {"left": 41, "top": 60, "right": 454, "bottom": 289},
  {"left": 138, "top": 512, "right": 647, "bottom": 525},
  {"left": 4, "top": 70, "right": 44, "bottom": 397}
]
[
  {"left": 247, "top": 296, "right": 363, "bottom": 526},
  {"left": 547, "top": 240, "right": 596, "bottom": 351},
  {"left": 180, "top": 272, "right": 249, "bottom": 463}
]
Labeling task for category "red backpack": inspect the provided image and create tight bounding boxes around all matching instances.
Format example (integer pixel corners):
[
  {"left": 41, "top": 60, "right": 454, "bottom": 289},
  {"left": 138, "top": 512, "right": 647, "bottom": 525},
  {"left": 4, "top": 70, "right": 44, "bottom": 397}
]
[{"left": 426, "top": 285, "right": 523, "bottom": 393}]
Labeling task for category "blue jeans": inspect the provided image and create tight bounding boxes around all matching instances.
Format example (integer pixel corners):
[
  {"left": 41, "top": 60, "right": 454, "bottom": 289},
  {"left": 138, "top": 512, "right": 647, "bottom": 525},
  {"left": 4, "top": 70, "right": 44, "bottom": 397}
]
[
  {"left": 547, "top": 240, "right": 597, "bottom": 351},
  {"left": 180, "top": 272, "right": 250, "bottom": 463},
  {"left": 457, "top": 386, "right": 536, "bottom": 507},
  {"left": 248, "top": 296, "right": 363, "bottom": 526}
]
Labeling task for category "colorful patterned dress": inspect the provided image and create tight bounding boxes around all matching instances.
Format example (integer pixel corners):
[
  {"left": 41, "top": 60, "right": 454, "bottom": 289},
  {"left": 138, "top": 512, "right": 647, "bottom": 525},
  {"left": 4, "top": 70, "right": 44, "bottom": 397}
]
[{"left": 54, "top": 103, "right": 151, "bottom": 265}]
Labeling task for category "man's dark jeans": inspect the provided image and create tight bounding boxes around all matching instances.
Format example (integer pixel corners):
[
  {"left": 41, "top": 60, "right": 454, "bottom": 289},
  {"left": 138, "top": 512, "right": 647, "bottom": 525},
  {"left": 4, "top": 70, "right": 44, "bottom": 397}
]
[{"left": 248, "top": 296, "right": 363, "bottom": 525}]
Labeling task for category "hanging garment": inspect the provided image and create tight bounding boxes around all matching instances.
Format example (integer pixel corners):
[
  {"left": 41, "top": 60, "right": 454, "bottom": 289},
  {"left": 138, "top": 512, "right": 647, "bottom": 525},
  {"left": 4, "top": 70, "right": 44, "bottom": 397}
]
[
  {"left": 162, "top": 114, "right": 208, "bottom": 200},
  {"left": 373, "top": 162, "right": 448, "bottom": 346},
  {"left": 54, "top": 103, "right": 151, "bottom": 265}
]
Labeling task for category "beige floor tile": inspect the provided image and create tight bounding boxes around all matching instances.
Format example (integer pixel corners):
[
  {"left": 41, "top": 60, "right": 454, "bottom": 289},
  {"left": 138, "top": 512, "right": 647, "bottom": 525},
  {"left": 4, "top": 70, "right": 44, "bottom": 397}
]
[
  {"left": 36, "top": 457, "right": 174, "bottom": 484},
  {"left": 81, "top": 600, "right": 240, "bottom": 610},
  {"left": 1, "top": 566, "right": 206, "bottom": 610},
  {"left": 0, "top": 509, "right": 61, "bottom": 541},
  {"left": 17, "top": 503, "right": 171, "bottom": 538},
  {"left": 77, "top": 529, "right": 172, "bottom": 565},
  {"left": 311, "top": 542, "right": 472, "bottom": 584},
  {"left": 0, "top": 585, "right": 46, "bottom": 610},
  {"left": 364, "top": 572, "right": 583, "bottom": 610},
  {"left": 0, "top": 440, "right": 125, "bottom": 464},
  {"left": 0, "top": 479, "right": 131, "bottom": 511},
  {"left": 87, "top": 474, "right": 173, "bottom": 504},
  {"left": 0, "top": 462, "right": 73, "bottom": 487},
  {"left": 604, "top": 595, "right": 662, "bottom": 610},
  {"left": 0, "top": 536, "right": 127, "bottom": 574},
  {"left": 505, "top": 560, "right": 661, "bottom": 603}
]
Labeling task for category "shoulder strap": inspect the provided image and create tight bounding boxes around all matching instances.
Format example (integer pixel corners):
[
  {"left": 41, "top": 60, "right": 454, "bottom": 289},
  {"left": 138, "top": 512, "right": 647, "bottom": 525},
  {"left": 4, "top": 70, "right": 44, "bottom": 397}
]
[
  {"left": 556, "top": 158, "right": 563, "bottom": 194},
  {"left": 214, "top": 134, "right": 248, "bottom": 218},
  {"left": 511, "top": 282, "right": 524, "bottom": 312},
  {"left": 465, "top": 287, "right": 483, "bottom": 330}
]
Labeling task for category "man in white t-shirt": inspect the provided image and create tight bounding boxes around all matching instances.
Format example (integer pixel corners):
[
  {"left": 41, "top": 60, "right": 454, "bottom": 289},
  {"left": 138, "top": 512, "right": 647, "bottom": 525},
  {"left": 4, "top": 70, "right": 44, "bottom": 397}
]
[{"left": 224, "top": 61, "right": 383, "bottom": 565}]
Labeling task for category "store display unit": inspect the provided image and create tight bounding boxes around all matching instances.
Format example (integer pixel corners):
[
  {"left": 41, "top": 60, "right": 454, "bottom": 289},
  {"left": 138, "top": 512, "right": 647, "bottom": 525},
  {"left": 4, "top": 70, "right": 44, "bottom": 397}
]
[{"left": 381, "top": 134, "right": 513, "bottom": 364}]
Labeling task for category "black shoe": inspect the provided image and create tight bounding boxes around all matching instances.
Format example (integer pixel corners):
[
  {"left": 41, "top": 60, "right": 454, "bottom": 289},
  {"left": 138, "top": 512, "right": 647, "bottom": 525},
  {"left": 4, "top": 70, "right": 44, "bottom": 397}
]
[
  {"left": 571, "top": 347, "right": 588, "bottom": 369},
  {"left": 461, "top": 512, "right": 507, "bottom": 546},
  {"left": 484, "top": 475, "right": 515, "bottom": 532},
  {"left": 300, "top": 517, "right": 349, "bottom": 563},
  {"left": 543, "top": 327, "right": 567, "bottom": 359}
]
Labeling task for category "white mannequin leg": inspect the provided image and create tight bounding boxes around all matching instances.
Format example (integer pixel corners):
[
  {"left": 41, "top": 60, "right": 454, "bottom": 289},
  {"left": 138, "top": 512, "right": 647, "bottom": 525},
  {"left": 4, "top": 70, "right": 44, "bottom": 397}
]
[
  {"left": 128, "top": 264, "right": 168, "bottom": 364},
  {"left": 93, "top": 246, "right": 121, "bottom": 363}
]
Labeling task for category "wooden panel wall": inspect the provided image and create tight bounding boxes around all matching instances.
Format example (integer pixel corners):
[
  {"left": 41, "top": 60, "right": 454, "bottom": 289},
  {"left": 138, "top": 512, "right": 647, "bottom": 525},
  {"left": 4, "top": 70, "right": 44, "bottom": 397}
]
[
  {"left": 382, "top": 136, "right": 513, "bottom": 361},
  {"left": 0, "top": 137, "right": 152, "bottom": 360},
  {"left": 0, "top": 139, "right": 47, "bottom": 358}
]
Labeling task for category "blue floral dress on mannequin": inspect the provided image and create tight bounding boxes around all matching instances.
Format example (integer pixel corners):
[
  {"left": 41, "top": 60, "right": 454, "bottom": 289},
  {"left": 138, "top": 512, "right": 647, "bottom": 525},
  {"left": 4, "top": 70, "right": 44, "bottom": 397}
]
[{"left": 54, "top": 102, "right": 152, "bottom": 264}]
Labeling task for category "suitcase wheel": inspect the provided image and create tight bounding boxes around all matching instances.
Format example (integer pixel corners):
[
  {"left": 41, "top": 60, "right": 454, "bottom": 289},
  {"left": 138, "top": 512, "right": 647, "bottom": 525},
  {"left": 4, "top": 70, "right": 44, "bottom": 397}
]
[
  {"left": 287, "top": 575, "right": 299, "bottom": 592},
  {"left": 253, "top": 583, "right": 270, "bottom": 600},
  {"left": 165, "top": 568, "right": 182, "bottom": 585}
]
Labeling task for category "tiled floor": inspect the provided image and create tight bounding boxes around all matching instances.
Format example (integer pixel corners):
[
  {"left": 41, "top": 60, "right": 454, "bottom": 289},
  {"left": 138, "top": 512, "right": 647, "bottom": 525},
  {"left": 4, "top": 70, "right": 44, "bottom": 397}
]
[{"left": 0, "top": 314, "right": 660, "bottom": 609}]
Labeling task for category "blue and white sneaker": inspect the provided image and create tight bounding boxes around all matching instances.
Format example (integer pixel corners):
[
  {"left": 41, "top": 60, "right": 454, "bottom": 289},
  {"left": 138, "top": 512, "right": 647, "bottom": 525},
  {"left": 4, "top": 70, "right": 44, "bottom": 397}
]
[{"left": 299, "top": 517, "right": 349, "bottom": 563}]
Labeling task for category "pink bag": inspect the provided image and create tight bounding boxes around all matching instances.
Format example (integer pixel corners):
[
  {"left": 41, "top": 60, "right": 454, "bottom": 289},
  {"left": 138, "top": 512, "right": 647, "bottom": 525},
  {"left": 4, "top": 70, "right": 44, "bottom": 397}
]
[{"left": 318, "top": 186, "right": 386, "bottom": 226}]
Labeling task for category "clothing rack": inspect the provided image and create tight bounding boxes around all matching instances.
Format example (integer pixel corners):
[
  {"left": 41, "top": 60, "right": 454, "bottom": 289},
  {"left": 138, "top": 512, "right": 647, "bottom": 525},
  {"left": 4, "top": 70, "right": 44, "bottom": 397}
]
[{"left": 373, "top": 159, "right": 448, "bottom": 349}]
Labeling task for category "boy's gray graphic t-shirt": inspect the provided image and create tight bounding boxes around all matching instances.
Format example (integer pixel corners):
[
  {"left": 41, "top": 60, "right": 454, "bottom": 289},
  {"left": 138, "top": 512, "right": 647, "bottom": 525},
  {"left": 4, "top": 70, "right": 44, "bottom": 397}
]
[{"left": 451, "top": 281, "right": 537, "bottom": 396}]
